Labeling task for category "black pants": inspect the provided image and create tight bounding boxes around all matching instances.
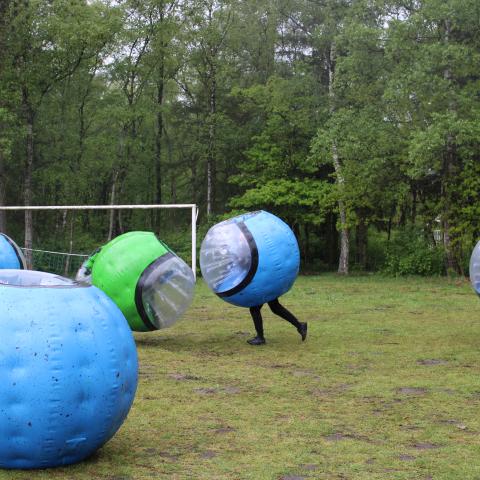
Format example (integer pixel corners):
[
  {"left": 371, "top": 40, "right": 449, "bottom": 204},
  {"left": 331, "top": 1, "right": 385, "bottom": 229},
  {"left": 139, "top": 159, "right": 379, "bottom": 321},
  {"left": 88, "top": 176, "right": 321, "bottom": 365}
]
[{"left": 249, "top": 298, "right": 301, "bottom": 339}]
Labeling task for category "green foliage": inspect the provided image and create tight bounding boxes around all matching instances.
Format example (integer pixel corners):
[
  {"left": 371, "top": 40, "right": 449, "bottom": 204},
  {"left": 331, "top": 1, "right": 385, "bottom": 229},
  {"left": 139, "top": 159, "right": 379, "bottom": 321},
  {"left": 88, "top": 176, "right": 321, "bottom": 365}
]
[
  {"left": 382, "top": 228, "right": 446, "bottom": 276},
  {"left": 1, "top": 0, "right": 479, "bottom": 277},
  {"left": 230, "top": 178, "right": 335, "bottom": 226}
]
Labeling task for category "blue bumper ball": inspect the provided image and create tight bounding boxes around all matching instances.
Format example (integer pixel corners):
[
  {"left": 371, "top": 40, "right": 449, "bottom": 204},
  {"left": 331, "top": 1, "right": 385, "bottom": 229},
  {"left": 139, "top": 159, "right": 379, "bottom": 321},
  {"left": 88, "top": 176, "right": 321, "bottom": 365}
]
[
  {"left": 0, "top": 270, "right": 138, "bottom": 469},
  {"left": 470, "top": 240, "right": 480, "bottom": 297},
  {"left": 0, "top": 234, "right": 26, "bottom": 269},
  {"left": 200, "top": 210, "right": 300, "bottom": 307}
]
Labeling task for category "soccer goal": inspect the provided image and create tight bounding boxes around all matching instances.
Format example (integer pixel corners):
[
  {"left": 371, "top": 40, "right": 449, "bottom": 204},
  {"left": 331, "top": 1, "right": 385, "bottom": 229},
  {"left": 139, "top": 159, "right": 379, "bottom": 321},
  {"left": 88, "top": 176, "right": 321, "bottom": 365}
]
[{"left": 0, "top": 204, "right": 198, "bottom": 279}]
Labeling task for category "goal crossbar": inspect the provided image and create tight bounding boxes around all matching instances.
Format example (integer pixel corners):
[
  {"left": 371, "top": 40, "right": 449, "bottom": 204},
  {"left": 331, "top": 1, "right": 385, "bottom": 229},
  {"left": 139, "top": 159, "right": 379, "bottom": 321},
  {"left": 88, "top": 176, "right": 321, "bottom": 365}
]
[{"left": 0, "top": 204, "right": 198, "bottom": 279}]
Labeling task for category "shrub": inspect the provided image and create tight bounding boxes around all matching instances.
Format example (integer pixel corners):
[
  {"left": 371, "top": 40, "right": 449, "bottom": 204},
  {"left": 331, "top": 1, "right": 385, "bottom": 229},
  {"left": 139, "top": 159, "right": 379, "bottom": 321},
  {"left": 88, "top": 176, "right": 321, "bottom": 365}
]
[{"left": 382, "top": 228, "right": 445, "bottom": 276}]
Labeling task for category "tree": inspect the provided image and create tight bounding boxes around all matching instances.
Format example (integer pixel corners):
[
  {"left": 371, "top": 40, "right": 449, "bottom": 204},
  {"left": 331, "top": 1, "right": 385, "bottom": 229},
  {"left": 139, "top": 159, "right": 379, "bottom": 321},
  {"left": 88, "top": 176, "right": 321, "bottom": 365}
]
[{"left": 385, "top": 0, "right": 480, "bottom": 273}]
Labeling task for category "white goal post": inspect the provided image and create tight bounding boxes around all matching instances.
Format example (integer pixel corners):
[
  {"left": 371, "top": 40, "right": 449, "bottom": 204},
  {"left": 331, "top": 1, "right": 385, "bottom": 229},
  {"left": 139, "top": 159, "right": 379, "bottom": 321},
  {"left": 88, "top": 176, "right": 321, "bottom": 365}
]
[{"left": 0, "top": 204, "right": 198, "bottom": 280}]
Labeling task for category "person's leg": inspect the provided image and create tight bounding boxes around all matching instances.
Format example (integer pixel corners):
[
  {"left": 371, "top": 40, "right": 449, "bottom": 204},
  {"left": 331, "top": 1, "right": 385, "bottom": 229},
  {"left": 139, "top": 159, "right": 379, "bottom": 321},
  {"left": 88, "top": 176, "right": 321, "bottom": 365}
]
[
  {"left": 247, "top": 305, "right": 266, "bottom": 345},
  {"left": 268, "top": 298, "right": 307, "bottom": 341}
]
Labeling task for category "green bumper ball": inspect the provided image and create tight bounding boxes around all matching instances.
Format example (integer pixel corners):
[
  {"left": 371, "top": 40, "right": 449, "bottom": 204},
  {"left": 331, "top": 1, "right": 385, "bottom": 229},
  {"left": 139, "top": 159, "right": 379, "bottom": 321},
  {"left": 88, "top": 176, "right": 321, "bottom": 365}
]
[{"left": 77, "top": 232, "right": 195, "bottom": 332}]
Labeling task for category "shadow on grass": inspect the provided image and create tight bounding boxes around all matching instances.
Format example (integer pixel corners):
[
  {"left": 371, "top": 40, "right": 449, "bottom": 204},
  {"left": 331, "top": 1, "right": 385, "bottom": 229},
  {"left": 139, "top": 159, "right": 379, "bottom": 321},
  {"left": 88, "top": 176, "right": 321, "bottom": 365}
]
[{"left": 134, "top": 332, "right": 247, "bottom": 354}]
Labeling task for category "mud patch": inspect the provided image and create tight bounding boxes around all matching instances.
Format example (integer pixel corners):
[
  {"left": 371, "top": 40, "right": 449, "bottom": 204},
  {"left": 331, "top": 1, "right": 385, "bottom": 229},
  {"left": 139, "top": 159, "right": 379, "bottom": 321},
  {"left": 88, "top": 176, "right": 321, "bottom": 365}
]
[
  {"left": 417, "top": 359, "right": 448, "bottom": 366},
  {"left": 439, "top": 419, "right": 467, "bottom": 430},
  {"left": 324, "top": 432, "right": 350, "bottom": 441},
  {"left": 200, "top": 450, "right": 217, "bottom": 459},
  {"left": 224, "top": 386, "right": 241, "bottom": 394},
  {"left": 398, "top": 454, "right": 416, "bottom": 461},
  {"left": 312, "top": 383, "right": 352, "bottom": 398},
  {"left": 194, "top": 387, "right": 218, "bottom": 395},
  {"left": 140, "top": 448, "right": 178, "bottom": 462},
  {"left": 143, "top": 448, "right": 158, "bottom": 456},
  {"left": 279, "top": 476, "right": 306, "bottom": 480},
  {"left": 194, "top": 386, "right": 241, "bottom": 395},
  {"left": 412, "top": 443, "right": 440, "bottom": 450},
  {"left": 323, "top": 432, "right": 373, "bottom": 443},
  {"left": 269, "top": 363, "right": 297, "bottom": 369},
  {"left": 292, "top": 369, "right": 321, "bottom": 380},
  {"left": 168, "top": 373, "right": 202, "bottom": 381},
  {"left": 396, "top": 387, "right": 428, "bottom": 395},
  {"left": 234, "top": 331, "right": 250, "bottom": 337}
]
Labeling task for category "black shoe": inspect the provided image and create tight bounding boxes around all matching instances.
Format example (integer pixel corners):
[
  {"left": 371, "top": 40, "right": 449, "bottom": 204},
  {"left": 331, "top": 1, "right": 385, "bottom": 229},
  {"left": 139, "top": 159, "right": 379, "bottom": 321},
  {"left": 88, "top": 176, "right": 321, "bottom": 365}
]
[
  {"left": 298, "top": 322, "right": 308, "bottom": 341},
  {"left": 247, "top": 336, "right": 266, "bottom": 346}
]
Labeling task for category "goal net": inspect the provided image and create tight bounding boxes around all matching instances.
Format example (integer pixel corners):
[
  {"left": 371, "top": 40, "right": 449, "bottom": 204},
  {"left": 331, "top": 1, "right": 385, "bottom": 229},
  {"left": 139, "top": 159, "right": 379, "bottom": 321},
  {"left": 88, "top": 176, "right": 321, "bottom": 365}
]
[{"left": 0, "top": 204, "right": 198, "bottom": 279}]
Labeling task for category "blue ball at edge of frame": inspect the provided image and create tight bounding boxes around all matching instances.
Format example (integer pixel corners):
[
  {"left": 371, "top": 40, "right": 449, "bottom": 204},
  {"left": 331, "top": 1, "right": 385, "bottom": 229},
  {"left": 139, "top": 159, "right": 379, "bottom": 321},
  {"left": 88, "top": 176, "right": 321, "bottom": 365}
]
[
  {"left": 0, "top": 233, "right": 26, "bottom": 269},
  {"left": 200, "top": 210, "right": 300, "bottom": 308},
  {"left": 470, "top": 240, "right": 480, "bottom": 297},
  {"left": 0, "top": 270, "right": 138, "bottom": 469}
]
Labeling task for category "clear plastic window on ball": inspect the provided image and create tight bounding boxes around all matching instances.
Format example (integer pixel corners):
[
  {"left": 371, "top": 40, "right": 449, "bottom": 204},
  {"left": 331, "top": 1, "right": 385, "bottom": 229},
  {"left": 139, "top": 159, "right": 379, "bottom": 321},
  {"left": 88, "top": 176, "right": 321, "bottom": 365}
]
[
  {"left": 75, "top": 259, "right": 92, "bottom": 284},
  {"left": 200, "top": 219, "right": 253, "bottom": 294},
  {"left": 470, "top": 240, "right": 480, "bottom": 295},
  {"left": 0, "top": 269, "right": 79, "bottom": 287},
  {"left": 139, "top": 253, "right": 195, "bottom": 329}
]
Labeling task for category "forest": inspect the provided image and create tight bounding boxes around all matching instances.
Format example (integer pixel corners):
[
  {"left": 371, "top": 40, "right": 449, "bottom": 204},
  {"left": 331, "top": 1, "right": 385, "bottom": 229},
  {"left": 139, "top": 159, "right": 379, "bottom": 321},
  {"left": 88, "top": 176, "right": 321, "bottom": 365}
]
[{"left": 0, "top": 0, "right": 479, "bottom": 276}]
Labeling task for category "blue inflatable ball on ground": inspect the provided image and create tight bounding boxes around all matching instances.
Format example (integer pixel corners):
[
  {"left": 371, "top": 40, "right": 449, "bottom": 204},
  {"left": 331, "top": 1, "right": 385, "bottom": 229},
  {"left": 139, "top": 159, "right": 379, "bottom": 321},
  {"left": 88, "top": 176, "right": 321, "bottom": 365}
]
[
  {"left": 470, "top": 240, "right": 480, "bottom": 297},
  {"left": 0, "top": 233, "right": 25, "bottom": 269},
  {"left": 0, "top": 270, "right": 138, "bottom": 469},
  {"left": 200, "top": 210, "right": 300, "bottom": 307}
]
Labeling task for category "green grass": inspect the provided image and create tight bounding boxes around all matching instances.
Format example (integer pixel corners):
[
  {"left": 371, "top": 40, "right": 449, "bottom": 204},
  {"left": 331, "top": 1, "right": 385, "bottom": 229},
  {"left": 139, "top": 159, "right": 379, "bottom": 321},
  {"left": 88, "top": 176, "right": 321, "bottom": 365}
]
[{"left": 3, "top": 274, "right": 480, "bottom": 479}]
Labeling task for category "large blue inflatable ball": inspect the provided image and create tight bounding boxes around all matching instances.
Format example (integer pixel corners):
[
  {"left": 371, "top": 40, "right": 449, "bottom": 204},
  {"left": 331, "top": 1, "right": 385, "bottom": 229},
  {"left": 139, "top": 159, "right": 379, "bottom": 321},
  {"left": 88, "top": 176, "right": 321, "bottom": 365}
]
[
  {"left": 200, "top": 210, "right": 300, "bottom": 307},
  {"left": 0, "top": 270, "right": 138, "bottom": 469},
  {"left": 470, "top": 240, "right": 480, "bottom": 297},
  {"left": 0, "top": 233, "right": 25, "bottom": 269}
]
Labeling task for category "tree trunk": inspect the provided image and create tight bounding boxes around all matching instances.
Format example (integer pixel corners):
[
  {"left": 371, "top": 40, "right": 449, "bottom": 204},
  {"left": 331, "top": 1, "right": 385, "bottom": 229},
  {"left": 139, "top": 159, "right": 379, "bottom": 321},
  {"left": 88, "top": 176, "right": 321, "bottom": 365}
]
[
  {"left": 23, "top": 92, "right": 34, "bottom": 269},
  {"left": 333, "top": 144, "right": 349, "bottom": 274},
  {"left": 64, "top": 211, "right": 75, "bottom": 277},
  {"left": 329, "top": 42, "right": 349, "bottom": 274},
  {"left": 206, "top": 63, "right": 216, "bottom": 217},
  {"left": 411, "top": 185, "right": 417, "bottom": 224},
  {"left": 154, "top": 56, "right": 165, "bottom": 218},
  {"left": 108, "top": 170, "right": 118, "bottom": 241},
  {"left": 387, "top": 212, "right": 393, "bottom": 242}
]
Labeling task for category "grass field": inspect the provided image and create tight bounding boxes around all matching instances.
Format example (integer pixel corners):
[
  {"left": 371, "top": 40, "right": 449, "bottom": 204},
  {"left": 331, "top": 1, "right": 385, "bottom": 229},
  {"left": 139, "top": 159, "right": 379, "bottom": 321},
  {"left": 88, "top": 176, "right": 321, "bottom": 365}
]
[{"left": 2, "top": 274, "right": 480, "bottom": 480}]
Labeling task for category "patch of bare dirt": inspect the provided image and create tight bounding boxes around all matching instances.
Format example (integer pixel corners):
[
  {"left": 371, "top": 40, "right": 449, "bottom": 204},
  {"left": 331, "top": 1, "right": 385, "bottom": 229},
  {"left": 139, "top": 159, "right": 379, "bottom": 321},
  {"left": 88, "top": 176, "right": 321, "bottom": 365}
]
[
  {"left": 168, "top": 373, "right": 202, "bottom": 381},
  {"left": 194, "top": 386, "right": 241, "bottom": 395},
  {"left": 213, "top": 426, "right": 236, "bottom": 434},
  {"left": 398, "top": 454, "right": 416, "bottom": 461},
  {"left": 200, "top": 450, "right": 217, "bottom": 459},
  {"left": 396, "top": 387, "right": 428, "bottom": 395},
  {"left": 417, "top": 359, "right": 448, "bottom": 366},
  {"left": 412, "top": 443, "right": 441, "bottom": 450}
]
